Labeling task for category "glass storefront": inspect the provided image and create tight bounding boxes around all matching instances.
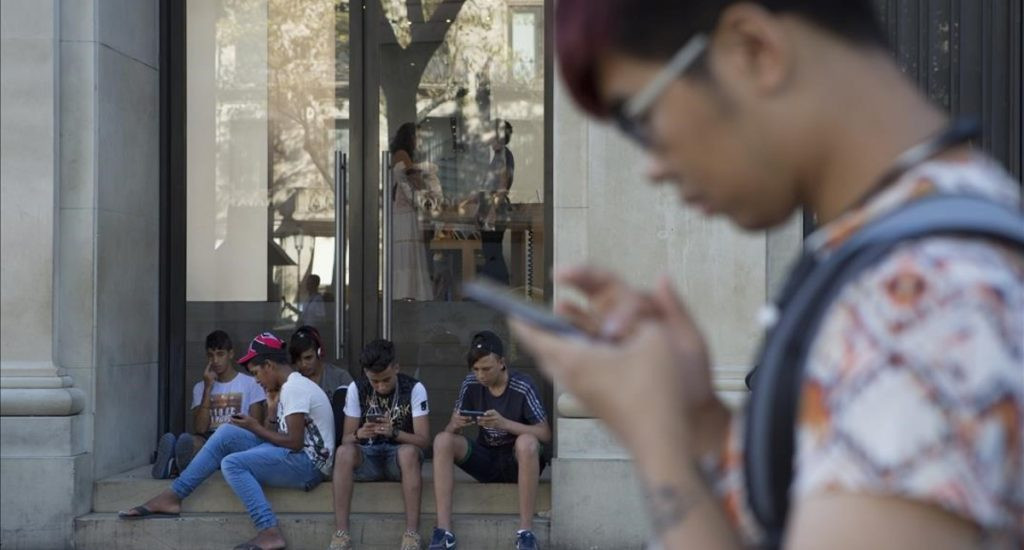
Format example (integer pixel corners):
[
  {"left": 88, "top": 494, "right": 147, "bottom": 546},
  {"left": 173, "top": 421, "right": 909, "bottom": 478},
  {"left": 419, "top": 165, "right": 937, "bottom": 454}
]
[{"left": 183, "top": 0, "right": 548, "bottom": 435}]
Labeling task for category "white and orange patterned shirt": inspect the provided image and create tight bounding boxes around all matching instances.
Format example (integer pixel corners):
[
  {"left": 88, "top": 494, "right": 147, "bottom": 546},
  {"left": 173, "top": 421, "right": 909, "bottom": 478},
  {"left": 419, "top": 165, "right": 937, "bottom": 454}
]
[{"left": 715, "top": 154, "right": 1023, "bottom": 546}]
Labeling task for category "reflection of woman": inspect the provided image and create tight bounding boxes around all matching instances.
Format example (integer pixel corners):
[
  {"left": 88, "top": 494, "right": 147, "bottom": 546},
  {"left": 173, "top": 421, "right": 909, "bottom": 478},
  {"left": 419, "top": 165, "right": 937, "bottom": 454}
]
[
  {"left": 389, "top": 123, "right": 433, "bottom": 301},
  {"left": 478, "top": 120, "right": 514, "bottom": 285}
]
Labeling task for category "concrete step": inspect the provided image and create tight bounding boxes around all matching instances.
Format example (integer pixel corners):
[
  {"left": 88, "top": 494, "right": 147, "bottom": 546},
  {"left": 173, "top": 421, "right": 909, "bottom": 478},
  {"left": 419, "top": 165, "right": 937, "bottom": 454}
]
[
  {"left": 95, "top": 465, "right": 550, "bottom": 516},
  {"left": 74, "top": 512, "right": 550, "bottom": 550}
]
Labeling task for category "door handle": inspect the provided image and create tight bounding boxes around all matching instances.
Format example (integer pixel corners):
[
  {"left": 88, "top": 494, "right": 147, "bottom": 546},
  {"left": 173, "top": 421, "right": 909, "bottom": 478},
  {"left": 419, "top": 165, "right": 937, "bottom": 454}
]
[
  {"left": 335, "top": 150, "right": 347, "bottom": 358},
  {"left": 381, "top": 150, "right": 393, "bottom": 338}
]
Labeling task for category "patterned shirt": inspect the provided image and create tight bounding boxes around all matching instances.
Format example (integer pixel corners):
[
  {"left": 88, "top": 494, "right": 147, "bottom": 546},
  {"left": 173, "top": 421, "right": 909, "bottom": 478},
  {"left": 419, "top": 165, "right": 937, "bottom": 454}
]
[{"left": 714, "top": 154, "right": 1023, "bottom": 546}]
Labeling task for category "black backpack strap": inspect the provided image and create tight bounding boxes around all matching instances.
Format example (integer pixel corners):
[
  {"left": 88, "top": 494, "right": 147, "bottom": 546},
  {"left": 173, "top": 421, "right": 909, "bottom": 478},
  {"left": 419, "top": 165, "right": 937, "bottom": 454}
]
[{"left": 744, "top": 195, "right": 1024, "bottom": 549}]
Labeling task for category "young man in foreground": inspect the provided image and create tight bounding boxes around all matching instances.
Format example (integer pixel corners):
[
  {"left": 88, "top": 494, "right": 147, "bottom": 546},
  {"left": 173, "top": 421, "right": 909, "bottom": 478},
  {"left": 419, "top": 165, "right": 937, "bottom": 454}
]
[{"left": 513, "top": 1, "right": 1022, "bottom": 549}]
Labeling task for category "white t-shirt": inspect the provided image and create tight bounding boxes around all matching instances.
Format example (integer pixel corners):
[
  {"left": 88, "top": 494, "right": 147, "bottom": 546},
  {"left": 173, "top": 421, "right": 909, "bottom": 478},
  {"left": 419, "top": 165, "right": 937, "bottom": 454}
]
[
  {"left": 342, "top": 381, "right": 429, "bottom": 419},
  {"left": 278, "top": 371, "right": 336, "bottom": 476},
  {"left": 191, "top": 373, "right": 266, "bottom": 432}
]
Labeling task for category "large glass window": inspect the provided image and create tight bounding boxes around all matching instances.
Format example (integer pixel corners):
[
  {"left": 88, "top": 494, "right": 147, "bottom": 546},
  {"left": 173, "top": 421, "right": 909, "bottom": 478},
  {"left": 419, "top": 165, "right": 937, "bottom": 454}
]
[
  {"left": 185, "top": 0, "right": 350, "bottom": 429},
  {"left": 184, "top": 0, "right": 549, "bottom": 437}
]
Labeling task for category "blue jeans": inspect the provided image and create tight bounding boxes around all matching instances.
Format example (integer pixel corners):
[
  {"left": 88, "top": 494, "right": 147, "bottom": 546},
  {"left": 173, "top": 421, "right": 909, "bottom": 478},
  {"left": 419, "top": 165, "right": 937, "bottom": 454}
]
[
  {"left": 171, "top": 424, "right": 323, "bottom": 530},
  {"left": 352, "top": 443, "right": 423, "bottom": 481}
]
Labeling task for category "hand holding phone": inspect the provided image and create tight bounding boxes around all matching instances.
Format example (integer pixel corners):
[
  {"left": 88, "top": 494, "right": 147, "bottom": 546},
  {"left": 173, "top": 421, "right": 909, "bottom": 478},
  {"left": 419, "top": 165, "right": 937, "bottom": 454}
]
[
  {"left": 229, "top": 413, "right": 256, "bottom": 431},
  {"left": 365, "top": 413, "right": 387, "bottom": 425},
  {"left": 459, "top": 409, "right": 486, "bottom": 421},
  {"left": 462, "top": 279, "right": 587, "bottom": 339}
]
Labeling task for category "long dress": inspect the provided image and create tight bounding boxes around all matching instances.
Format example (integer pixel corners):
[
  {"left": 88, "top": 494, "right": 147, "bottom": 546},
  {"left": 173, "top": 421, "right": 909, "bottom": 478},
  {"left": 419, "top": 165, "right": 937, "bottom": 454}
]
[{"left": 391, "top": 160, "right": 433, "bottom": 300}]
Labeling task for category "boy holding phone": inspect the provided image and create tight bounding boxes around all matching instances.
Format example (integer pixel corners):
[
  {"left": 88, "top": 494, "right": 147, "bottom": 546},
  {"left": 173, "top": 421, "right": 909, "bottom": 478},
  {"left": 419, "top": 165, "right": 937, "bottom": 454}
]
[
  {"left": 329, "top": 339, "right": 430, "bottom": 550},
  {"left": 150, "top": 330, "right": 266, "bottom": 479},
  {"left": 429, "top": 331, "right": 551, "bottom": 550}
]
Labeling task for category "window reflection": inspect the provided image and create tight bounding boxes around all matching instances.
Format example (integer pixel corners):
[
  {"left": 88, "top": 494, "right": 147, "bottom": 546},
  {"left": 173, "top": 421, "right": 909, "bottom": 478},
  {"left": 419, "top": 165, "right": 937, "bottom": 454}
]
[
  {"left": 185, "top": 0, "right": 349, "bottom": 431},
  {"left": 380, "top": 0, "right": 546, "bottom": 302}
]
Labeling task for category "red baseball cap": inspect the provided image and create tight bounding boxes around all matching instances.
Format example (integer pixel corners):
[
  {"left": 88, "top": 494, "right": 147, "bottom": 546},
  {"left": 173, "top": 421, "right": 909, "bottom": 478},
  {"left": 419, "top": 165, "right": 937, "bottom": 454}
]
[{"left": 237, "top": 332, "right": 289, "bottom": 366}]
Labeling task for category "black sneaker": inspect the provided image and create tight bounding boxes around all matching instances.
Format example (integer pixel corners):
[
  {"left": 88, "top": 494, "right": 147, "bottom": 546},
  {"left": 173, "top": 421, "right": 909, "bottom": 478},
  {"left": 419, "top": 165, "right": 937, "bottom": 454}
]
[
  {"left": 515, "top": 530, "right": 539, "bottom": 550},
  {"left": 151, "top": 433, "right": 176, "bottom": 479},
  {"left": 428, "top": 527, "right": 457, "bottom": 550}
]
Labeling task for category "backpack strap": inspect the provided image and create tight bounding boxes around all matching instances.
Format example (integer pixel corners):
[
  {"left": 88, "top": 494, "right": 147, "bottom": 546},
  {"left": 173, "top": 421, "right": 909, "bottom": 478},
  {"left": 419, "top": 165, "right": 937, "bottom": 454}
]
[{"left": 743, "top": 195, "right": 1024, "bottom": 549}]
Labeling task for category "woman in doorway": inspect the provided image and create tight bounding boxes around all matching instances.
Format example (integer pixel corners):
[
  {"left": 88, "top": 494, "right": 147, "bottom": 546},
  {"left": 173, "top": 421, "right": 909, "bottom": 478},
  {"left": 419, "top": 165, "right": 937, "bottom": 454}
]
[{"left": 389, "top": 122, "right": 434, "bottom": 301}]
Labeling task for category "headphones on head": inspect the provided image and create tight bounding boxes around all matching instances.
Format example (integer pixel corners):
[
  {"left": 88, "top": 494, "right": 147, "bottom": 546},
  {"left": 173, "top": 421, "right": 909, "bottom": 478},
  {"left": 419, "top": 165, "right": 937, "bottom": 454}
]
[{"left": 296, "top": 326, "right": 324, "bottom": 359}]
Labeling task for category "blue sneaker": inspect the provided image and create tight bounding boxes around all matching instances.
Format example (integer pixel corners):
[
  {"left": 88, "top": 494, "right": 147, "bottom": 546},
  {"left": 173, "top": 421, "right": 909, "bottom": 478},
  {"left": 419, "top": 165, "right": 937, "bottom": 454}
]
[
  {"left": 151, "top": 433, "right": 176, "bottom": 479},
  {"left": 515, "top": 530, "right": 539, "bottom": 550},
  {"left": 428, "top": 527, "right": 457, "bottom": 550}
]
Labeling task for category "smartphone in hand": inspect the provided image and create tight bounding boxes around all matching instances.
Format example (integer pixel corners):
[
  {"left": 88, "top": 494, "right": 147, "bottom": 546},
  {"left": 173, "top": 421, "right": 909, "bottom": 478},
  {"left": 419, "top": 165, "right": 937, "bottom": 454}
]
[
  {"left": 459, "top": 410, "right": 486, "bottom": 421},
  {"left": 365, "top": 414, "right": 387, "bottom": 424},
  {"left": 462, "top": 279, "right": 587, "bottom": 338}
]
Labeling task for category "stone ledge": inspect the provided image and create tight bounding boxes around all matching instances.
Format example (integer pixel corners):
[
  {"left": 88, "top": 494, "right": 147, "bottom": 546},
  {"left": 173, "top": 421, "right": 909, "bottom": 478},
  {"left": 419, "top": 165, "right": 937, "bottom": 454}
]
[
  {"left": 556, "top": 417, "right": 628, "bottom": 459},
  {"left": 75, "top": 512, "right": 550, "bottom": 550},
  {"left": 0, "top": 415, "right": 86, "bottom": 456},
  {"left": 551, "top": 457, "right": 647, "bottom": 549},
  {"left": 557, "top": 365, "right": 750, "bottom": 420},
  {"left": 94, "top": 465, "right": 551, "bottom": 515},
  {"left": 0, "top": 387, "right": 85, "bottom": 415}
]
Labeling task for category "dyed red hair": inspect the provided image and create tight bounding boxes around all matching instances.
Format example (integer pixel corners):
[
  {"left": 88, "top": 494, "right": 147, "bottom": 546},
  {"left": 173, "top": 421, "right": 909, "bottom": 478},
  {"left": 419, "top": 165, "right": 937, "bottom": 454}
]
[
  {"left": 555, "top": 0, "right": 886, "bottom": 118},
  {"left": 554, "top": 0, "right": 619, "bottom": 118}
]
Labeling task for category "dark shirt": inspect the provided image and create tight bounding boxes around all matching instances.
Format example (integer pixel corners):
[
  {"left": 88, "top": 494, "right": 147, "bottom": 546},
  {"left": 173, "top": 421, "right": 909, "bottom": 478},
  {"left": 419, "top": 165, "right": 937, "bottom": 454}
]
[
  {"left": 483, "top": 147, "right": 515, "bottom": 192},
  {"left": 346, "top": 373, "right": 428, "bottom": 445},
  {"left": 454, "top": 370, "right": 546, "bottom": 448},
  {"left": 318, "top": 363, "right": 353, "bottom": 401}
]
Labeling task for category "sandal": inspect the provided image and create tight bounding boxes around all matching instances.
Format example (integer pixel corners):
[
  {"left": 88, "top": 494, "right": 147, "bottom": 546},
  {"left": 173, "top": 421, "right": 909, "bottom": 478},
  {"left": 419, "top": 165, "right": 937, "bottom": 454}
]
[{"left": 117, "top": 505, "right": 180, "bottom": 520}]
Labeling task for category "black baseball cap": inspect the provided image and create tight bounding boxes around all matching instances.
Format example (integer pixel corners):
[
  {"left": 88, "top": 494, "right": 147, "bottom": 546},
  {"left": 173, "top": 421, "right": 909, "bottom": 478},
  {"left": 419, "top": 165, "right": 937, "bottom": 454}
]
[
  {"left": 238, "top": 332, "right": 289, "bottom": 366},
  {"left": 470, "top": 330, "right": 504, "bottom": 358}
]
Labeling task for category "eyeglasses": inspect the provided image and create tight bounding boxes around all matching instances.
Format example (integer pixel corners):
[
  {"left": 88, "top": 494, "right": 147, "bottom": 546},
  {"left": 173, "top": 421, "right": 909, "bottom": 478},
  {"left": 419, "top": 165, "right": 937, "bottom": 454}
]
[{"left": 612, "top": 34, "right": 709, "bottom": 148}]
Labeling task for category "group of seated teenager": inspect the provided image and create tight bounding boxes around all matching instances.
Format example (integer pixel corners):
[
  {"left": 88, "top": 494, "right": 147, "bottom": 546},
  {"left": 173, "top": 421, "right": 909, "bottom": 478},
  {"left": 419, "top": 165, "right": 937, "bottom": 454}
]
[{"left": 120, "top": 328, "right": 549, "bottom": 550}]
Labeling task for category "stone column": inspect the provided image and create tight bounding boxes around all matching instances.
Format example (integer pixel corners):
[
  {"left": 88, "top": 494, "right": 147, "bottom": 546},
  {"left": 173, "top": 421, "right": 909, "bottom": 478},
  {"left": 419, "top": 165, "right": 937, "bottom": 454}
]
[
  {"left": 1, "top": 363, "right": 85, "bottom": 416},
  {"left": 1, "top": 1, "right": 90, "bottom": 547}
]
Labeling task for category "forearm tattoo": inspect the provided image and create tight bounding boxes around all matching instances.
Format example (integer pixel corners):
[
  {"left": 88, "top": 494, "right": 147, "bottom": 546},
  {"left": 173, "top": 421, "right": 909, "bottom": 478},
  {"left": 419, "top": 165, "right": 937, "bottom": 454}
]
[{"left": 645, "top": 485, "right": 703, "bottom": 536}]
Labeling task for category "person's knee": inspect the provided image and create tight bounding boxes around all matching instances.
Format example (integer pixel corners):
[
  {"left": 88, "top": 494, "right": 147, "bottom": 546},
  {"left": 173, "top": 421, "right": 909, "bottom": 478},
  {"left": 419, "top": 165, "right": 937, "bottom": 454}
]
[
  {"left": 514, "top": 433, "right": 539, "bottom": 459},
  {"left": 335, "top": 444, "right": 359, "bottom": 469},
  {"left": 397, "top": 445, "right": 421, "bottom": 471},
  {"left": 433, "top": 432, "right": 456, "bottom": 453},
  {"left": 220, "top": 453, "right": 243, "bottom": 474}
]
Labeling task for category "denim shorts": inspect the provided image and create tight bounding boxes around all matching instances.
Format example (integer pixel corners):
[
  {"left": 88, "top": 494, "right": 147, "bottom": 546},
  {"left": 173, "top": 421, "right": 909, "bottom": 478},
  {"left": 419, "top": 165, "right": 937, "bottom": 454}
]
[
  {"left": 456, "top": 437, "right": 546, "bottom": 483},
  {"left": 353, "top": 443, "right": 423, "bottom": 481}
]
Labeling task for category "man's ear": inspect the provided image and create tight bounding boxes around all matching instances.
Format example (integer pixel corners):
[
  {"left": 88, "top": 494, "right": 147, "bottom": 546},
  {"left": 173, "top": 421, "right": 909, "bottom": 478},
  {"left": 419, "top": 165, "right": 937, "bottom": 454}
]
[{"left": 713, "top": 2, "right": 793, "bottom": 97}]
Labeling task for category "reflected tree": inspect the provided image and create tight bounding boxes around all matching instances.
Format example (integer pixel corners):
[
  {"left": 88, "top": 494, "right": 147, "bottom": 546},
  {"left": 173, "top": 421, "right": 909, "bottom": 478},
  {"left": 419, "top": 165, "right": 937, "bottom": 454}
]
[{"left": 379, "top": 0, "right": 466, "bottom": 136}]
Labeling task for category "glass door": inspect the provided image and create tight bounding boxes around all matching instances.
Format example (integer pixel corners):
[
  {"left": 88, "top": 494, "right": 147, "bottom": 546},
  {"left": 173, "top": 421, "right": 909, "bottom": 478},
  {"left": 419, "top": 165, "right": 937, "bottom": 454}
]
[
  {"left": 363, "top": 0, "right": 549, "bottom": 436},
  {"left": 183, "top": 0, "right": 352, "bottom": 429}
]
